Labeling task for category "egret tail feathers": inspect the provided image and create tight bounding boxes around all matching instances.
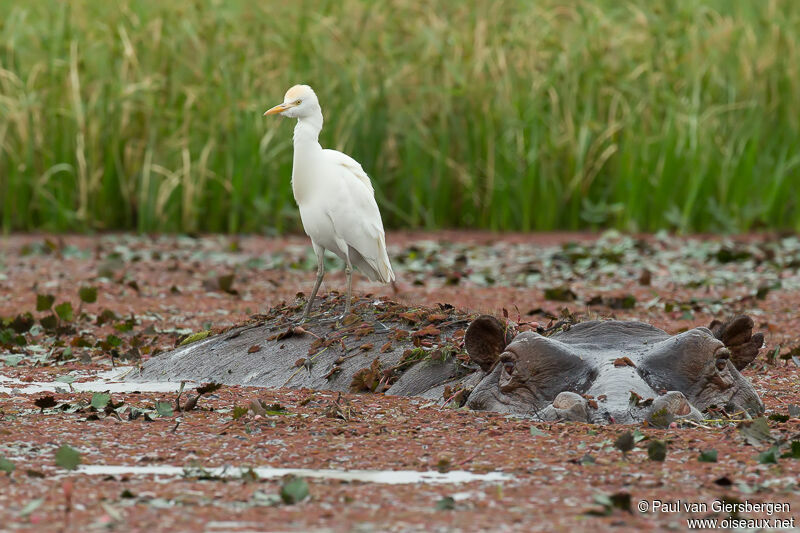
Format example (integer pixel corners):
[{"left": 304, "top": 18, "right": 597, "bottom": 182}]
[{"left": 347, "top": 235, "right": 394, "bottom": 284}]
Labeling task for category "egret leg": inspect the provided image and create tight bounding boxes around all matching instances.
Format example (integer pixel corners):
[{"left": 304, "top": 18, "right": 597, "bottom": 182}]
[
  {"left": 343, "top": 260, "right": 353, "bottom": 318},
  {"left": 301, "top": 243, "right": 325, "bottom": 322}
]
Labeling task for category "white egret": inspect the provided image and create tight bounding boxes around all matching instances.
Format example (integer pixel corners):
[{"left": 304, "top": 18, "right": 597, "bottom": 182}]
[{"left": 264, "top": 84, "right": 395, "bottom": 321}]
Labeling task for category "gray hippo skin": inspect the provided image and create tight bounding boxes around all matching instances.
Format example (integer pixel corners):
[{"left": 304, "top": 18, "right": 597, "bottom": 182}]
[
  {"left": 464, "top": 316, "right": 765, "bottom": 425},
  {"left": 131, "top": 294, "right": 764, "bottom": 425}
]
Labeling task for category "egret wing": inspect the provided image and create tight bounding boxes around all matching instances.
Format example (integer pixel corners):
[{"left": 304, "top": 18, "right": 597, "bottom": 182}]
[
  {"left": 323, "top": 155, "right": 394, "bottom": 283},
  {"left": 322, "top": 149, "right": 374, "bottom": 195}
]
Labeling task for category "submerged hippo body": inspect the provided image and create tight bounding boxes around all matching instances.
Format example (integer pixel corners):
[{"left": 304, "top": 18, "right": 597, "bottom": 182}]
[
  {"left": 132, "top": 294, "right": 764, "bottom": 425},
  {"left": 464, "top": 317, "right": 764, "bottom": 425}
]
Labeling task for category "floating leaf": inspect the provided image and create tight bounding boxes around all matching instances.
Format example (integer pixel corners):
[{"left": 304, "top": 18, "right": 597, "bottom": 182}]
[
  {"left": 757, "top": 447, "right": 779, "bottom": 464},
  {"left": 40, "top": 314, "right": 58, "bottom": 331},
  {"left": 19, "top": 498, "right": 44, "bottom": 517},
  {"left": 780, "top": 441, "right": 800, "bottom": 459},
  {"left": 280, "top": 476, "right": 309, "bottom": 504},
  {"left": 155, "top": 401, "right": 173, "bottom": 417},
  {"left": 34, "top": 396, "right": 57, "bottom": 411},
  {"left": 9, "top": 313, "right": 35, "bottom": 334},
  {"left": 435, "top": 496, "right": 456, "bottom": 510},
  {"left": 91, "top": 392, "right": 111, "bottom": 410},
  {"left": 614, "top": 431, "right": 634, "bottom": 454},
  {"left": 55, "top": 445, "right": 81, "bottom": 470},
  {"left": 0, "top": 455, "right": 15, "bottom": 473},
  {"left": 588, "top": 492, "right": 632, "bottom": 516},
  {"left": 647, "top": 440, "right": 667, "bottom": 461},
  {"left": 738, "top": 417, "right": 772, "bottom": 446},
  {"left": 543, "top": 285, "right": 577, "bottom": 302},
  {"left": 78, "top": 286, "right": 98, "bottom": 304},
  {"left": 54, "top": 302, "right": 74, "bottom": 322},
  {"left": 698, "top": 449, "right": 718, "bottom": 463},
  {"left": 36, "top": 294, "right": 55, "bottom": 311},
  {"left": 529, "top": 426, "right": 547, "bottom": 437},
  {"left": 2, "top": 354, "right": 24, "bottom": 367},
  {"left": 217, "top": 274, "right": 237, "bottom": 295},
  {"left": 54, "top": 375, "right": 75, "bottom": 391},
  {"left": 179, "top": 330, "right": 211, "bottom": 346}
]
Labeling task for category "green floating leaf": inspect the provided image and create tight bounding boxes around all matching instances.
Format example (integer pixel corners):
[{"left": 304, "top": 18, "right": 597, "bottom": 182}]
[
  {"left": 698, "top": 449, "right": 718, "bottom": 463},
  {"left": 781, "top": 441, "right": 800, "bottom": 459},
  {"left": 217, "top": 274, "right": 237, "bottom": 294},
  {"left": 78, "top": 286, "right": 98, "bottom": 304},
  {"left": 91, "top": 392, "right": 111, "bottom": 410},
  {"left": 3, "top": 354, "right": 24, "bottom": 367},
  {"left": 614, "top": 431, "right": 634, "bottom": 454},
  {"left": 55, "top": 375, "right": 75, "bottom": 385},
  {"left": 39, "top": 314, "right": 58, "bottom": 331},
  {"left": 435, "top": 496, "right": 456, "bottom": 510},
  {"left": 757, "top": 447, "right": 779, "bottom": 464},
  {"left": 105, "top": 334, "right": 123, "bottom": 347},
  {"left": 10, "top": 313, "right": 35, "bottom": 333},
  {"left": 54, "top": 302, "right": 74, "bottom": 322},
  {"left": 280, "top": 476, "right": 309, "bottom": 504},
  {"left": 55, "top": 445, "right": 81, "bottom": 470},
  {"left": 543, "top": 285, "right": 577, "bottom": 302},
  {"left": 0, "top": 455, "right": 15, "bottom": 473},
  {"left": 579, "top": 453, "right": 596, "bottom": 465},
  {"left": 647, "top": 440, "right": 667, "bottom": 461},
  {"left": 36, "top": 294, "right": 55, "bottom": 312},
  {"left": 529, "top": 426, "right": 547, "bottom": 437},
  {"left": 739, "top": 417, "right": 772, "bottom": 446},
  {"left": 232, "top": 405, "right": 248, "bottom": 420},
  {"left": 179, "top": 330, "right": 211, "bottom": 346},
  {"left": 19, "top": 498, "right": 44, "bottom": 517},
  {"left": 155, "top": 401, "right": 174, "bottom": 417}
]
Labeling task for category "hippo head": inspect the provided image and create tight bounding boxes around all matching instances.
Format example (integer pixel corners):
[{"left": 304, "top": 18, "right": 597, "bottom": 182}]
[{"left": 464, "top": 316, "right": 764, "bottom": 425}]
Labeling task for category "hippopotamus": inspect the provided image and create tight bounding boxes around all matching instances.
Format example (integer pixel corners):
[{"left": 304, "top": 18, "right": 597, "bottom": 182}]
[
  {"left": 130, "top": 296, "right": 764, "bottom": 425},
  {"left": 463, "top": 315, "right": 765, "bottom": 425}
]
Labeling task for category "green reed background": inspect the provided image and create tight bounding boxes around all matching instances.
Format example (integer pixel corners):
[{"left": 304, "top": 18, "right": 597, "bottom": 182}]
[{"left": 1, "top": 0, "right": 798, "bottom": 234}]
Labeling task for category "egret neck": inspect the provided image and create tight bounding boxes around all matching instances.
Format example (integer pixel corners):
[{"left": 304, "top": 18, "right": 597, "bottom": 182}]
[{"left": 291, "top": 106, "right": 324, "bottom": 204}]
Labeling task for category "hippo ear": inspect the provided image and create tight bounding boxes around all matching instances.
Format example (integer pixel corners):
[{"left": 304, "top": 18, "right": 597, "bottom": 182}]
[
  {"left": 709, "top": 315, "right": 764, "bottom": 370},
  {"left": 465, "top": 315, "right": 513, "bottom": 371}
]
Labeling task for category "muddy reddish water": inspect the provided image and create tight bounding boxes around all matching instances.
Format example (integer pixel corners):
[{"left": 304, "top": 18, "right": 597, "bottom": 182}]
[{"left": 1, "top": 231, "right": 799, "bottom": 532}]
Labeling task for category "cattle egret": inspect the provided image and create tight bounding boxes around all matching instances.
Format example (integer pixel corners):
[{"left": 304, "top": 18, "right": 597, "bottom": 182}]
[{"left": 264, "top": 85, "right": 395, "bottom": 321}]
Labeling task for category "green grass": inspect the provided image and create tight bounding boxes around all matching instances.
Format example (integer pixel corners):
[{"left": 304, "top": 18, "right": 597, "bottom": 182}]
[{"left": 1, "top": 0, "right": 798, "bottom": 234}]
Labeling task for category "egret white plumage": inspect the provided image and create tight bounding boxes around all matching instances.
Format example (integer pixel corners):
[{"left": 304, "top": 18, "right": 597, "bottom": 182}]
[{"left": 264, "top": 84, "right": 395, "bottom": 321}]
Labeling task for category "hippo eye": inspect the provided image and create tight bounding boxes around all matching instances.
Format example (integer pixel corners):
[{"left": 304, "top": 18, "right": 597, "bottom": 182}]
[{"left": 502, "top": 360, "right": 515, "bottom": 374}]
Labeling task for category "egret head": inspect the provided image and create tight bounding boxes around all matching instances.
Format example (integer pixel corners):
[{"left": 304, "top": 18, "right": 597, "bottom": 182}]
[{"left": 263, "top": 84, "right": 319, "bottom": 119}]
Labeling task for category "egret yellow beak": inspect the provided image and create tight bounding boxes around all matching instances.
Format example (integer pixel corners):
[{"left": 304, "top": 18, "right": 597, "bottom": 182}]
[{"left": 263, "top": 102, "right": 295, "bottom": 116}]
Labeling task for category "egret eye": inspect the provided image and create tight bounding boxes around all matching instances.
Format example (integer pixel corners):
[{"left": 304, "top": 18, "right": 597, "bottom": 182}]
[{"left": 294, "top": 99, "right": 302, "bottom": 105}]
